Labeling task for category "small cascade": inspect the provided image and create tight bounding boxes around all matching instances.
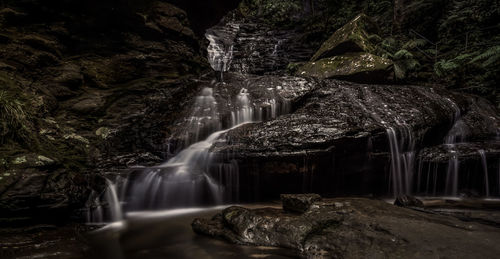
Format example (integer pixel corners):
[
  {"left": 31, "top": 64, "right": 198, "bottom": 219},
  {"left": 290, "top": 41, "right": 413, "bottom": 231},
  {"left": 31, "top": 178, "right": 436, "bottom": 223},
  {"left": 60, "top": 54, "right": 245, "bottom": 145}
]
[
  {"left": 445, "top": 154, "right": 459, "bottom": 196},
  {"left": 183, "top": 87, "right": 220, "bottom": 146},
  {"left": 120, "top": 86, "right": 296, "bottom": 211},
  {"left": 386, "top": 126, "right": 415, "bottom": 197},
  {"left": 205, "top": 20, "right": 240, "bottom": 81},
  {"left": 479, "top": 150, "right": 490, "bottom": 197},
  {"left": 104, "top": 179, "right": 123, "bottom": 222},
  {"left": 231, "top": 88, "right": 254, "bottom": 125},
  {"left": 86, "top": 178, "right": 123, "bottom": 223},
  {"left": 441, "top": 99, "right": 463, "bottom": 196}
]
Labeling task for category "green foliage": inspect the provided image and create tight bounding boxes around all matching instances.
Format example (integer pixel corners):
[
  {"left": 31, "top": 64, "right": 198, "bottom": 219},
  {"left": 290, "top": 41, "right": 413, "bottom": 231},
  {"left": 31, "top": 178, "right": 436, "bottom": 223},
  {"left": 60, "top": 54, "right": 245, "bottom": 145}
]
[
  {"left": 377, "top": 38, "right": 425, "bottom": 80},
  {"left": 470, "top": 45, "right": 500, "bottom": 67}
]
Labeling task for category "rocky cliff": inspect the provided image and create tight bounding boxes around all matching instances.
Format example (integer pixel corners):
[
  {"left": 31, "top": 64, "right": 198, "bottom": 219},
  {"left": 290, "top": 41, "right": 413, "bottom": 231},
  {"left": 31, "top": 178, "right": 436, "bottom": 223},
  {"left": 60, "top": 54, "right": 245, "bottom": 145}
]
[{"left": 0, "top": 0, "right": 210, "bottom": 223}]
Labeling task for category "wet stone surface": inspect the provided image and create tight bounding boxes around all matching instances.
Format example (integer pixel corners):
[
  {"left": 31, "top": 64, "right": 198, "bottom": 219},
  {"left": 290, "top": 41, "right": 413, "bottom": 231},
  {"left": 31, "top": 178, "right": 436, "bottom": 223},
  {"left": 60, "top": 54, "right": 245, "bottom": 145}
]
[{"left": 193, "top": 195, "right": 500, "bottom": 258}]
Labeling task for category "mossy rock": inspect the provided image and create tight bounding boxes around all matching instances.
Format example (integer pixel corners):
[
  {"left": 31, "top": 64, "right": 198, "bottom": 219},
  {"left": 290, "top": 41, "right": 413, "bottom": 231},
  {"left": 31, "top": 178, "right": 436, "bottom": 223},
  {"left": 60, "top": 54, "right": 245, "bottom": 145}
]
[
  {"left": 311, "top": 14, "right": 379, "bottom": 62},
  {"left": 296, "top": 52, "right": 393, "bottom": 83}
]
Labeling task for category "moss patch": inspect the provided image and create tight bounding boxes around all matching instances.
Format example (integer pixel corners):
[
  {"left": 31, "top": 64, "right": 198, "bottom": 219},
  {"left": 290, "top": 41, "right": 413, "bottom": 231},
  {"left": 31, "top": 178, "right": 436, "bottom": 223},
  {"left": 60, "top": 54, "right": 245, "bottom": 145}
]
[{"left": 297, "top": 52, "right": 393, "bottom": 81}]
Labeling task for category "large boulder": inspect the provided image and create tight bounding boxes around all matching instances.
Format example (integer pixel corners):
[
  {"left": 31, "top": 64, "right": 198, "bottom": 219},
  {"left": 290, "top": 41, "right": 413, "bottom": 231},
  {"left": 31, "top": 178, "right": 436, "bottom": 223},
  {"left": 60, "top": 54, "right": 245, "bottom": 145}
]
[
  {"left": 310, "top": 14, "right": 379, "bottom": 62},
  {"left": 296, "top": 52, "right": 393, "bottom": 82},
  {"left": 281, "top": 193, "right": 321, "bottom": 213},
  {"left": 296, "top": 14, "right": 392, "bottom": 83},
  {"left": 192, "top": 197, "right": 500, "bottom": 258}
]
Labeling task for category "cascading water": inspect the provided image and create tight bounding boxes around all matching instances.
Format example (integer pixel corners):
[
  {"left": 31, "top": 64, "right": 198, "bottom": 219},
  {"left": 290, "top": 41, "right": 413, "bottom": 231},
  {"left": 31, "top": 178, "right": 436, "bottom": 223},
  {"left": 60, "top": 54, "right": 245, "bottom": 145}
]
[
  {"left": 441, "top": 98, "right": 462, "bottom": 196},
  {"left": 205, "top": 20, "right": 240, "bottom": 81},
  {"left": 87, "top": 178, "right": 123, "bottom": 223},
  {"left": 126, "top": 126, "right": 240, "bottom": 210},
  {"left": 113, "top": 85, "right": 292, "bottom": 214},
  {"left": 231, "top": 88, "right": 253, "bottom": 125},
  {"left": 183, "top": 87, "right": 221, "bottom": 146},
  {"left": 479, "top": 150, "right": 490, "bottom": 197},
  {"left": 386, "top": 126, "right": 415, "bottom": 197},
  {"left": 445, "top": 154, "right": 459, "bottom": 196}
]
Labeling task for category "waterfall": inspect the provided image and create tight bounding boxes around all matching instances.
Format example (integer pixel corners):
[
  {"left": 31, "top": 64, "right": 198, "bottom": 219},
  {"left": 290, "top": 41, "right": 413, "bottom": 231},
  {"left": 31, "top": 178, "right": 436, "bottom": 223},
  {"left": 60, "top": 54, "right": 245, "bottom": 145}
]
[
  {"left": 442, "top": 99, "right": 462, "bottom": 196},
  {"left": 478, "top": 150, "right": 490, "bottom": 197},
  {"left": 126, "top": 126, "right": 241, "bottom": 210},
  {"left": 183, "top": 87, "right": 221, "bottom": 146},
  {"left": 445, "top": 154, "right": 459, "bottom": 196},
  {"left": 116, "top": 83, "right": 296, "bottom": 213},
  {"left": 205, "top": 20, "right": 240, "bottom": 81},
  {"left": 386, "top": 126, "right": 415, "bottom": 197},
  {"left": 104, "top": 179, "right": 123, "bottom": 222},
  {"left": 231, "top": 88, "right": 254, "bottom": 126},
  {"left": 87, "top": 178, "right": 123, "bottom": 223}
]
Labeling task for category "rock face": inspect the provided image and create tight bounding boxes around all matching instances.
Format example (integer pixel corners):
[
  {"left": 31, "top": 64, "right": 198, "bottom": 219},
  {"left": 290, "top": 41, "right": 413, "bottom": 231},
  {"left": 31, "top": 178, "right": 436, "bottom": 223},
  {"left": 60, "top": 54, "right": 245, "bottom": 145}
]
[
  {"left": 206, "top": 12, "right": 315, "bottom": 76},
  {"left": 192, "top": 196, "right": 500, "bottom": 258},
  {"left": 0, "top": 0, "right": 207, "bottom": 222}
]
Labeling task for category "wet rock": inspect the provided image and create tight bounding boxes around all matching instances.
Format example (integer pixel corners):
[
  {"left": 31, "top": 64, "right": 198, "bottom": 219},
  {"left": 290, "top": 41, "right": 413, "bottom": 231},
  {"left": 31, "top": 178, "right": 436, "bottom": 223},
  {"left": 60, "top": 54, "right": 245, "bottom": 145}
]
[
  {"left": 193, "top": 197, "right": 500, "bottom": 258},
  {"left": 145, "top": 1, "right": 196, "bottom": 39},
  {"left": 207, "top": 12, "right": 315, "bottom": 76},
  {"left": 418, "top": 142, "right": 500, "bottom": 163},
  {"left": 394, "top": 195, "right": 423, "bottom": 207},
  {"left": 54, "top": 63, "right": 83, "bottom": 89},
  {"left": 296, "top": 52, "right": 393, "bottom": 83},
  {"left": 310, "top": 14, "right": 379, "bottom": 62},
  {"left": 70, "top": 94, "right": 105, "bottom": 114},
  {"left": 210, "top": 80, "right": 498, "bottom": 198},
  {"left": 281, "top": 193, "right": 321, "bottom": 213}
]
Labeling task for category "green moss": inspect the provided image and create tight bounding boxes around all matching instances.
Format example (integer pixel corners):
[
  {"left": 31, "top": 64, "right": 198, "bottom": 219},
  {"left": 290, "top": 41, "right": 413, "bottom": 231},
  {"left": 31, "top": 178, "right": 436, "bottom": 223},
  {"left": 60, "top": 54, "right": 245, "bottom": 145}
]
[{"left": 297, "top": 52, "right": 393, "bottom": 79}]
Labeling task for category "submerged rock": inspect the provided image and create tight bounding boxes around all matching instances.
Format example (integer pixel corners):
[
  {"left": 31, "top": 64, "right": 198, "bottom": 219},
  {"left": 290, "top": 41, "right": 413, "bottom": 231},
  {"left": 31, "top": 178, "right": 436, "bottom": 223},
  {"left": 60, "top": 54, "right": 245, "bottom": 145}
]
[{"left": 192, "top": 196, "right": 500, "bottom": 258}]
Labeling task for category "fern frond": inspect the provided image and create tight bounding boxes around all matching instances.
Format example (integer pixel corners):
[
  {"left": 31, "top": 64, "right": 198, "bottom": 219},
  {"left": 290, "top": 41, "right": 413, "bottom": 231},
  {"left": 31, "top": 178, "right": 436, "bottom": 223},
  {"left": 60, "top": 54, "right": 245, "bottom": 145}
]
[
  {"left": 470, "top": 45, "right": 500, "bottom": 66},
  {"left": 394, "top": 49, "right": 414, "bottom": 60},
  {"left": 402, "top": 39, "right": 427, "bottom": 50}
]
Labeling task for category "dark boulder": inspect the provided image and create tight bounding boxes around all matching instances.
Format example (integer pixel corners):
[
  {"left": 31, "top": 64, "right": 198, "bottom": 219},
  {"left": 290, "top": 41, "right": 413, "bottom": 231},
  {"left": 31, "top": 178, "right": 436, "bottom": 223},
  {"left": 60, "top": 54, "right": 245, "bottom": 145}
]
[
  {"left": 394, "top": 195, "right": 423, "bottom": 207},
  {"left": 281, "top": 193, "right": 321, "bottom": 213}
]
